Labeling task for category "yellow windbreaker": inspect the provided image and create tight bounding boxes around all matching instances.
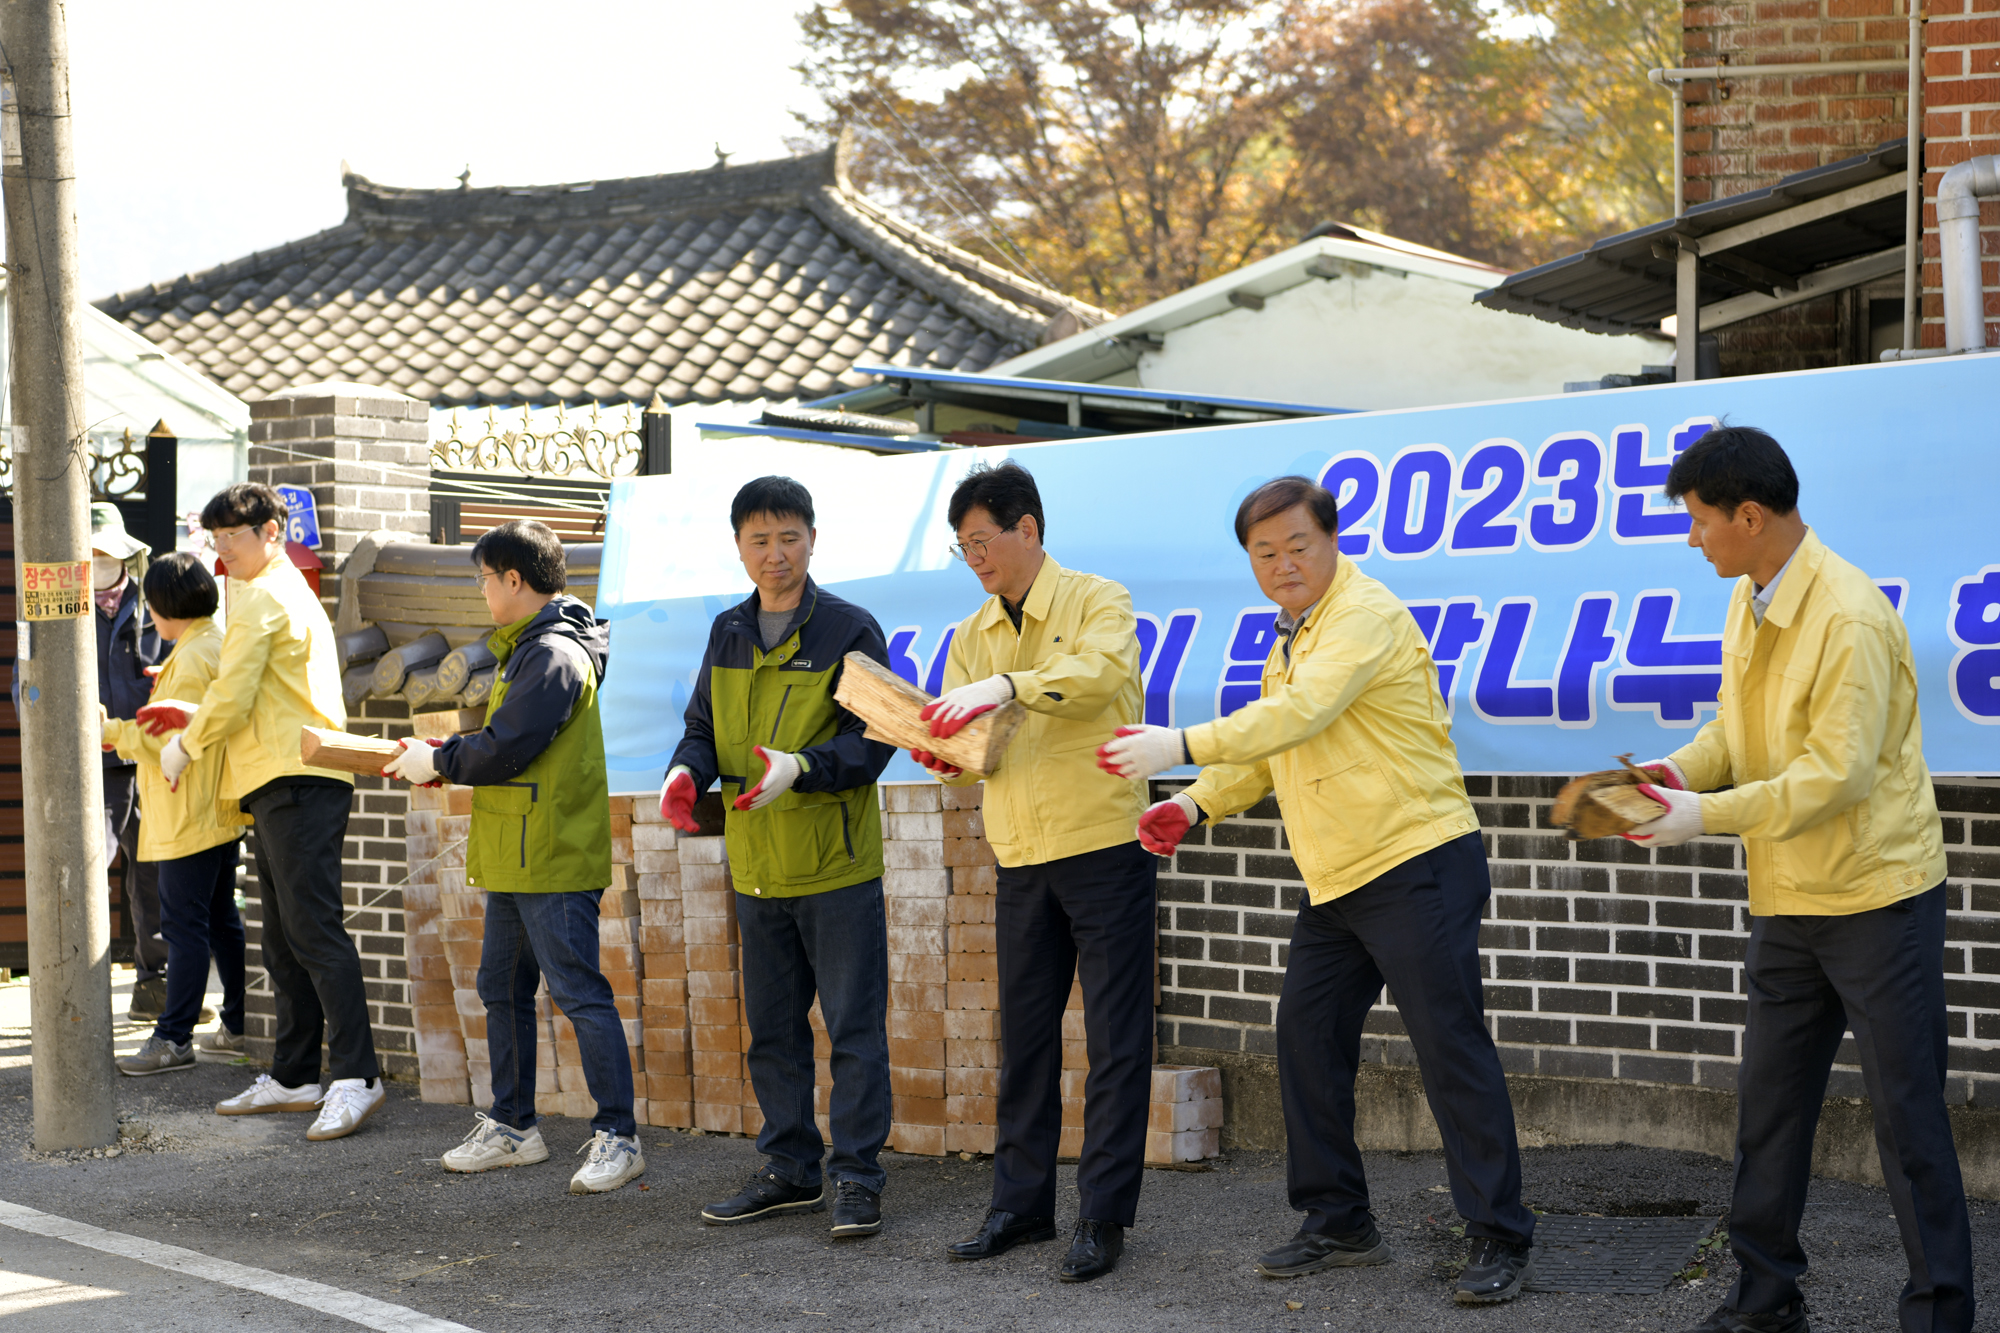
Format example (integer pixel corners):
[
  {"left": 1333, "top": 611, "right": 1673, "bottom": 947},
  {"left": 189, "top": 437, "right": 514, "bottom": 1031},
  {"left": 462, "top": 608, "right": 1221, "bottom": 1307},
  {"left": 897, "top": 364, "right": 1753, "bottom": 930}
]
[
  {"left": 178, "top": 555, "right": 352, "bottom": 800},
  {"left": 1181, "top": 560, "right": 1478, "bottom": 904},
  {"left": 103, "top": 617, "right": 249, "bottom": 860},
  {"left": 1667, "top": 528, "right": 1945, "bottom": 916},
  {"left": 938, "top": 556, "right": 1145, "bottom": 866}
]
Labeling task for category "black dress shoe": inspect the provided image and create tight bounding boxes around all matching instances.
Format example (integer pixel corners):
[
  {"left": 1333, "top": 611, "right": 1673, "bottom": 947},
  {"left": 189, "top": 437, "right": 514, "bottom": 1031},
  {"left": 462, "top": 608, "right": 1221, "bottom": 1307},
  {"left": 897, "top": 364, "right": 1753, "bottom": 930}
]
[
  {"left": 830, "top": 1180, "right": 882, "bottom": 1238},
  {"left": 1686, "top": 1302, "right": 1809, "bottom": 1333},
  {"left": 1454, "top": 1235, "right": 1535, "bottom": 1304},
  {"left": 1058, "top": 1219, "right": 1124, "bottom": 1283},
  {"left": 946, "top": 1209, "right": 1058, "bottom": 1260},
  {"left": 1256, "top": 1225, "right": 1392, "bottom": 1277},
  {"left": 699, "top": 1168, "right": 824, "bottom": 1225}
]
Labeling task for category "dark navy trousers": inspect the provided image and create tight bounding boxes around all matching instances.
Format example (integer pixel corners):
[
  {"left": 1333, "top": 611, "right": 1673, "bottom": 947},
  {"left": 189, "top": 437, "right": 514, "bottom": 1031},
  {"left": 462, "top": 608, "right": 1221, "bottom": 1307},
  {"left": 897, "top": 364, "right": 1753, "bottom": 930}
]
[
  {"left": 1728, "top": 884, "right": 1973, "bottom": 1333},
  {"left": 992, "top": 839, "right": 1157, "bottom": 1227},
  {"left": 1277, "top": 830, "right": 1534, "bottom": 1246}
]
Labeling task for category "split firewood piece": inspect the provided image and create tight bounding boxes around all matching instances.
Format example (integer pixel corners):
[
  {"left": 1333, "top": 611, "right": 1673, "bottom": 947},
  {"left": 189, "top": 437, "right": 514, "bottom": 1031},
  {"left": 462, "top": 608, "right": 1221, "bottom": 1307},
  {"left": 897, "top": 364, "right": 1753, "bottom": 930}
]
[
  {"left": 300, "top": 725, "right": 405, "bottom": 776},
  {"left": 1551, "top": 754, "right": 1674, "bottom": 840},
  {"left": 413, "top": 707, "right": 486, "bottom": 740},
  {"left": 832, "top": 651, "right": 1025, "bottom": 776}
]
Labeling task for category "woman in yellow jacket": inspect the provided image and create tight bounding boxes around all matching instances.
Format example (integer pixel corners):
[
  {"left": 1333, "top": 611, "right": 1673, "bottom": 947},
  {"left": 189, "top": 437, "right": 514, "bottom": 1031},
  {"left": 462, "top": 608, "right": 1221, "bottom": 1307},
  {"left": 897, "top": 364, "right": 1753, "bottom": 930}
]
[
  {"left": 102, "top": 553, "right": 249, "bottom": 1077},
  {"left": 1100, "top": 476, "right": 1536, "bottom": 1307},
  {"left": 1612, "top": 427, "right": 1969, "bottom": 1333}
]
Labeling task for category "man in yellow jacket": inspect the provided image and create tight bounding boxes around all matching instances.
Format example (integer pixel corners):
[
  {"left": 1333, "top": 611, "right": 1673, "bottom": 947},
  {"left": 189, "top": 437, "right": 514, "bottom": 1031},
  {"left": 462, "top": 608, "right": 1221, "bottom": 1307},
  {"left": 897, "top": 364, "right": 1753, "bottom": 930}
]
[
  {"left": 138, "top": 482, "right": 384, "bottom": 1142},
  {"left": 105, "top": 552, "right": 250, "bottom": 1076},
  {"left": 1099, "top": 475, "right": 1535, "bottom": 1306},
  {"left": 1607, "top": 427, "right": 1969, "bottom": 1333},
  {"left": 910, "top": 460, "right": 1152, "bottom": 1283}
]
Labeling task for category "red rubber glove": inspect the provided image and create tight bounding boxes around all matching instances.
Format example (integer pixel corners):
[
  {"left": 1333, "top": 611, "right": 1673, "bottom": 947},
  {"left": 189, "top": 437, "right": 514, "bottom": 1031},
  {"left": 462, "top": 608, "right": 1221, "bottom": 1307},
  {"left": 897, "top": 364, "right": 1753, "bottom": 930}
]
[
  {"left": 660, "top": 767, "right": 700, "bottom": 833},
  {"left": 1138, "top": 794, "right": 1201, "bottom": 856},
  {"left": 733, "top": 746, "right": 802, "bottom": 812},
  {"left": 909, "top": 748, "right": 963, "bottom": 779},
  {"left": 136, "top": 698, "right": 200, "bottom": 736}
]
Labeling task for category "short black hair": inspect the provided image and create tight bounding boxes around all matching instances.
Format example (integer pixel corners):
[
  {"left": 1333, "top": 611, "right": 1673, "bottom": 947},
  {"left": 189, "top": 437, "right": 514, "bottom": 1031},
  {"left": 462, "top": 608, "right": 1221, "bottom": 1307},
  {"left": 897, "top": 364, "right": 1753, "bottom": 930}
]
[
  {"left": 731, "top": 476, "right": 815, "bottom": 535},
  {"left": 142, "top": 551, "right": 219, "bottom": 621},
  {"left": 1664, "top": 426, "right": 1799, "bottom": 517},
  {"left": 470, "top": 520, "right": 566, "bottom": 594},
  {"left": 947, "top": 460, "right": 1045, "bottom": 543},
  {"left": 1234, "top": 476, "right": 1340, "bottom": 547},
  {"left": 200, "top": 482, "right": 287, "bottom": 533}
]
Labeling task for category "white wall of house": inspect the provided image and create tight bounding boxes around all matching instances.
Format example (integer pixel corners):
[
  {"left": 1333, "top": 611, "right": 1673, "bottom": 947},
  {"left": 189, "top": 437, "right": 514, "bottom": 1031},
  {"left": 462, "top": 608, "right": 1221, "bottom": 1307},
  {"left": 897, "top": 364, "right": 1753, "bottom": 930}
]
[{"left": 994, "top": 233, "right": 1665, "bottom": 412}]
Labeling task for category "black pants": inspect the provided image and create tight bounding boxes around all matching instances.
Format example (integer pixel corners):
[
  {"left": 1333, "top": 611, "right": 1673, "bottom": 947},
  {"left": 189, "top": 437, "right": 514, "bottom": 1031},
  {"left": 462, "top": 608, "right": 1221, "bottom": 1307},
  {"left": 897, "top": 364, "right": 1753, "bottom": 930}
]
[
  {"left": 1729, "top": 884, "right": 1974, "bottom": 1332},
  {"left": 243, "top": 781, "right": 378, "bottom": 1086},
  {"left": 992, "top": 839, "right": 1156, "bottom": 1226},
  {"left": 106, "top": 766, "right": 166, "bottom": 983},
  {"left": 1278, "top": 831, "right": 1533, "bottom": 1246}
]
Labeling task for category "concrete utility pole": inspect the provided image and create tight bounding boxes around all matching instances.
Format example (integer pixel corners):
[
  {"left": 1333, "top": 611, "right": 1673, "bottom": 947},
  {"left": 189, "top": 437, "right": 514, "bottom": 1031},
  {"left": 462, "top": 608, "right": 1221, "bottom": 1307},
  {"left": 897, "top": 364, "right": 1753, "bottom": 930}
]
[{"left": 3, "top": 0, "right": 117, "bottom": 1150}]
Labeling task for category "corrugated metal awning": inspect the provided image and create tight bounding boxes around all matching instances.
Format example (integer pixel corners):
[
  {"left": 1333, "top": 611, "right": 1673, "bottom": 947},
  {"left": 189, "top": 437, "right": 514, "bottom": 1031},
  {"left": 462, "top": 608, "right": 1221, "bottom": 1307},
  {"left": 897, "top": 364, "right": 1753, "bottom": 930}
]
[{"left": 1475, "top": 140, "right": 1910, "bottom": 335}]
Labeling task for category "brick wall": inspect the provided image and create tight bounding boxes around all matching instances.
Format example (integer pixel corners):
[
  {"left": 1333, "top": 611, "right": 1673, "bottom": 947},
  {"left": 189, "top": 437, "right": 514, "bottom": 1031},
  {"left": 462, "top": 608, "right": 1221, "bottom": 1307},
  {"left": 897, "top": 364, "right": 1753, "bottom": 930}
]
[
  {"left": 1681, "top": 0, "right": 1916, "bottom": 209},
  {"left": 1920, "top": 0, "right": 2000, "bottom": 347},
  {"left": 1153, "top": 775, "right": 2000, "bottom": 1105}
]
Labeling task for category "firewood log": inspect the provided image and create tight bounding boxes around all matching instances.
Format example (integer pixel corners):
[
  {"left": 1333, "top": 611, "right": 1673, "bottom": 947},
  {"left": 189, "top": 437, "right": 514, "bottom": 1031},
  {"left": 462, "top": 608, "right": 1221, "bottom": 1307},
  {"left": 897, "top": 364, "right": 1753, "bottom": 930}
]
[
  {"left": 300, "top": 726, "right": 404, "bottom": 776},
  {"left": 831, "top": 651, "right": 1024, "bottom": 776},
  {"left": 413, "top": 706, "right": 486, "bottom": 740}
]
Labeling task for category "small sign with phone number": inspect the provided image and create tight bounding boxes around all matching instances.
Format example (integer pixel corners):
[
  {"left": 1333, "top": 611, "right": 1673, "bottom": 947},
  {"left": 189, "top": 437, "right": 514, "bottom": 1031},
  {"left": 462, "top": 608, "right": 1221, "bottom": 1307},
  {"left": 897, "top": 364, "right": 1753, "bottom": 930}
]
[{"left": 21, "top": 560, "right": 89, "bottom": 619}]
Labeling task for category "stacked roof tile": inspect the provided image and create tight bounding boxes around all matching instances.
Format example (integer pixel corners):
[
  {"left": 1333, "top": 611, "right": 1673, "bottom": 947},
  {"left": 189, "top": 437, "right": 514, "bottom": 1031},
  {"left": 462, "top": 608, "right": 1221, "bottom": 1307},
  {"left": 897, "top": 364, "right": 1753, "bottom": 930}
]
[{"left": 98, "top": 142, "right": 1104, "bottom": 408}]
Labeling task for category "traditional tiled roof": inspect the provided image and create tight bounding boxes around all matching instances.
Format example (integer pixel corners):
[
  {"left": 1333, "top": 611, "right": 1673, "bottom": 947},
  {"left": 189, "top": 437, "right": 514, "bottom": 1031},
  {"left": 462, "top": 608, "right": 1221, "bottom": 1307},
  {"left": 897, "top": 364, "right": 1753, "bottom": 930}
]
[{"left": 96, "top": 140, "right": 1106, "bottom": 408}]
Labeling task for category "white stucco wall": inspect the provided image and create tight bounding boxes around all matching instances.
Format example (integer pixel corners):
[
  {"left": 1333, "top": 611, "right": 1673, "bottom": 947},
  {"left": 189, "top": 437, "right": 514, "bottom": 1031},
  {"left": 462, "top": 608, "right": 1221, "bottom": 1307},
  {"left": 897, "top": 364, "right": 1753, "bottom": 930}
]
[{"left": 1122, "top": 266, "right": 1661, "bottom": 411}]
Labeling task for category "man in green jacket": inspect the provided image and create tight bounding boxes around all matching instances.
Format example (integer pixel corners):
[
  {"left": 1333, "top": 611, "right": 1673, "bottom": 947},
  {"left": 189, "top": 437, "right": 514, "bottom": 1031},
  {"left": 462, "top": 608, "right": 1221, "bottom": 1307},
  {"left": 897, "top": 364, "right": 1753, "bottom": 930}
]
[
  {"left": 384, "top": 520, "right": 642, "bottom": 1195},
  {"left": 660, "top": 476, "right": 896, "bottom": 1238}
]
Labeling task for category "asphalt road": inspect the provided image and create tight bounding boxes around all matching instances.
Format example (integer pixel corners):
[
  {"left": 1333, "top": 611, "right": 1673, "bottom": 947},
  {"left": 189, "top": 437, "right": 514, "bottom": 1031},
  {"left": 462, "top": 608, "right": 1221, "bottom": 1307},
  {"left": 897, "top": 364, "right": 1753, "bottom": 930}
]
[{"left": 3, "top": 975, "right": 1996, "bottom": 1331}]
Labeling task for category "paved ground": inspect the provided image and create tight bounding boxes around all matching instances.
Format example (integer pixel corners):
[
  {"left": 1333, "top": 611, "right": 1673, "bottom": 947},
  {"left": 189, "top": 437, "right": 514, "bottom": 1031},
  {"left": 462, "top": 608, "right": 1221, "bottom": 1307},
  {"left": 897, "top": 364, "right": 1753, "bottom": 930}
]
[{"left": 3, "top": 971, "right": 1997, "bottom": 1331}]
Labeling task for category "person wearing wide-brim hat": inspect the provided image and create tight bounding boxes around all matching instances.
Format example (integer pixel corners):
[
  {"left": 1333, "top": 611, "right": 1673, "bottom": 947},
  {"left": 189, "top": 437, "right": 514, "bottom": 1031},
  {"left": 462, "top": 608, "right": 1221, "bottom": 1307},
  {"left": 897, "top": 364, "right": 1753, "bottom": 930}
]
[{"left": 87, "top": 502, "right": 172, "bottom": 1024}]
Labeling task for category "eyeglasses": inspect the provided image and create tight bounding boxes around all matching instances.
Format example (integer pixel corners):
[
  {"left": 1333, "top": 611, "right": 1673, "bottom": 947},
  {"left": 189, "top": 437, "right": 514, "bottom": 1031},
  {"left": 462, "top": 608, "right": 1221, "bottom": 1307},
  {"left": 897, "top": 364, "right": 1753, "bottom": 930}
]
[
  {"left": 472, "top": 571, "right": 495, "bottom": 591},
  {"left": 209, "top": 525, "right": 258, "bottom": 548},
  {"left": 948, "top": 523, "right": 1017, "bottom": 563}
]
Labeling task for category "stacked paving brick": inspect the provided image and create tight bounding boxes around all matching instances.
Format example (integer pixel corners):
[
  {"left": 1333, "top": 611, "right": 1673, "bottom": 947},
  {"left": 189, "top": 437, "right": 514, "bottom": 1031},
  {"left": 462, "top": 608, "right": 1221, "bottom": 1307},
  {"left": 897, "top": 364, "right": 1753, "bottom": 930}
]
[
  {"left": 632, "top": 799, "right": 693, "bottom": 1128},
  {"left": 945, "top": 813, "right": 1000, "bottom": 1156},
  {"left": 683, "top": 835, "right": 748, "bottom": 1134},
  {"left": 1149, "top": 1065, "right": 1224, "bottom": 1162},
  {"left": 884, "top": 784, "right": 952, "bottom": 1155},
  {"left": 405, "top": 783, "right": 471, "bottom": 1103}
]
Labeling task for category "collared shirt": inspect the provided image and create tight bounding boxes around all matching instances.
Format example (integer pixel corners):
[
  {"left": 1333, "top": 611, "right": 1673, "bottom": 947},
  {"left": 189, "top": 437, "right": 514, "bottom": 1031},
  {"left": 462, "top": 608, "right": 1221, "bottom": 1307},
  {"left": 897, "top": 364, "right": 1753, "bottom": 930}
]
[{"left": 1749, "top": 546, "right": 1799, "bottom": 626}]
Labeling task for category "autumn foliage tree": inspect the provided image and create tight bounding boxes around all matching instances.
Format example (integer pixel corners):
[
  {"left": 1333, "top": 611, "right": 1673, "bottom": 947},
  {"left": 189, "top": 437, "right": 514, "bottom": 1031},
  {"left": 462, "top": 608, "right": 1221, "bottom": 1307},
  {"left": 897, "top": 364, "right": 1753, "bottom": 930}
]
[{"left": 796, "top": 0, "right": 1676, "bottom": 313}]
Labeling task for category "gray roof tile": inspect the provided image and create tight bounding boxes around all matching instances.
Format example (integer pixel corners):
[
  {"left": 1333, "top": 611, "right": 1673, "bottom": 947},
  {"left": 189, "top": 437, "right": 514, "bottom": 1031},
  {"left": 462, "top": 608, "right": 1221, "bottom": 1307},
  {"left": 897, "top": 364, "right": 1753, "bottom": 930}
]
[{"left": 99, "top": 144, "right": 1107, "bottom": 406}]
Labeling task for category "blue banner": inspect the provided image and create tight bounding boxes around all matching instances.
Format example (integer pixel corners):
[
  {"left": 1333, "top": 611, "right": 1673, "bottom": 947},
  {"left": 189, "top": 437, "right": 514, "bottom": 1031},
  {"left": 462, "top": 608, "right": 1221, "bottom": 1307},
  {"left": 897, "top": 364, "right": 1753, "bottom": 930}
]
[{"left": 597, "top": 356, "right": 2000, "bottom": 794}]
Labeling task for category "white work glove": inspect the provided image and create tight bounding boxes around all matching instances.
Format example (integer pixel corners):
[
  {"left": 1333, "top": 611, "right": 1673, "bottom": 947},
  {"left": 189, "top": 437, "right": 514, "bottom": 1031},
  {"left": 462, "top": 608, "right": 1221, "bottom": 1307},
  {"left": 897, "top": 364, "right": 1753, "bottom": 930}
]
[
  {"left": 1624, "top": 785, "right": 1705, "bottom": 847},
  {"left": 920, "top": 674, "right": 1014, "bottom": 739},
  {"left": 160, "top": 735, "right": 191, "bottom": 791},
  {"left": 1639, "top": 757, "right": 1689, "bottom": 790},
  {"left": 660, "top": 765, "right": 700, "bottom": 831},
  {"left": 383, "top": 737, "right": 442, "bottom": 787},
  {"left": 1095, "top": 724, "right": 1188, "bottom": 781},
  {"left": 734, "top": 746, "right": 802, "bottom": 811}
]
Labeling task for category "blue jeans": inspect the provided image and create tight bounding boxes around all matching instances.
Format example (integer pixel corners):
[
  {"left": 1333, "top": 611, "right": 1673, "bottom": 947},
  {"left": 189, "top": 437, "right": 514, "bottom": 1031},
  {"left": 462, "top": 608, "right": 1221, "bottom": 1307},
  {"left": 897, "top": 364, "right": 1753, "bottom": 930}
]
[
  {"left": 152, "top": 839, "right": 246, "bottom": 1046},
  {"left": 736, "top": 878, "right": 890, "bottom": 1194},
  {"left": 479, "top": 889, "right": 635, "bottom": 1139}
]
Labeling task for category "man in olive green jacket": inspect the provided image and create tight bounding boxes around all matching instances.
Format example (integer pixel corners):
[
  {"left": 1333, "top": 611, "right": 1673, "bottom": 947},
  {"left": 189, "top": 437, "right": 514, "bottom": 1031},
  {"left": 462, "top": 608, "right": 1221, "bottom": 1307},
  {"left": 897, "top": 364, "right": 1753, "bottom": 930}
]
[
  {"left": 384, "top": 520, "right": 642, "bottom": 1196},
  {"left": 662, "top": 476, "right": 896, "bottom": 1238}
]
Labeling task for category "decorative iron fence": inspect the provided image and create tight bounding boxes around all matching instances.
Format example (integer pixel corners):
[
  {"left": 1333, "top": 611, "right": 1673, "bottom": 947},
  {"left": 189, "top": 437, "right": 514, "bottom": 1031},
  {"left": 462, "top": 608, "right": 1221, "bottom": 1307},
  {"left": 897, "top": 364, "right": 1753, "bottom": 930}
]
[{"left": 430, "top": 400, "right": 668, "bottom": 480}]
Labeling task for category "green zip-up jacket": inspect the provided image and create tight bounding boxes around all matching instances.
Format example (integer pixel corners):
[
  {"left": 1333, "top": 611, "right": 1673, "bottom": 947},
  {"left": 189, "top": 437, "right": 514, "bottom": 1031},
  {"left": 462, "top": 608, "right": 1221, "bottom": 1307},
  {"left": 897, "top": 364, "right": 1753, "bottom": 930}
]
[
  {"left": 670, "top": 580, "right": 894, "bottom": 898},
  {"left": 438, "top": 596, "right": 612, "bottom": 894}
]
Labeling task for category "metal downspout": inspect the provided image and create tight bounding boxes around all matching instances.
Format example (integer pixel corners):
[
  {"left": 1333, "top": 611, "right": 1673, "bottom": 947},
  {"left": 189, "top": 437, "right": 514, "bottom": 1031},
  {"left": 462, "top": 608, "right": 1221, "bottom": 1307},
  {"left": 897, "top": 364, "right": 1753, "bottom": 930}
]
[
  {"left": 1937, "top": 156, "right": 2000, "bottom": 351},
  {"left": 1904, "top": 3, "right": 1923, "bottom": 351}
]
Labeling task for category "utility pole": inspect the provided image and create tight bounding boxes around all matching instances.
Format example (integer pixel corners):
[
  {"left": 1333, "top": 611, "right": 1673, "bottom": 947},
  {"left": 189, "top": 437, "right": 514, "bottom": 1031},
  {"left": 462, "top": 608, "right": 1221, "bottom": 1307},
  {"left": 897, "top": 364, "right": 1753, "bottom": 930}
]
[{"left": 4, "top": 0, "right": 116, "bottom": 1150}]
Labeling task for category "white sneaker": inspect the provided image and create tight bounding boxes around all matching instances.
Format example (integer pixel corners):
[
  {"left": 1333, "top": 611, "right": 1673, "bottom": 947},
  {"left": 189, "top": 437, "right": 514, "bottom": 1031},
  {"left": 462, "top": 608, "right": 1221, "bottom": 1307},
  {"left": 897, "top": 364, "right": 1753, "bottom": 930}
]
[
  {"left": 215, "top": 1073, "right": 322, "bottom": 1116},
  {"left": 569, "top": 1130, "right": 645, "bottom": 1194},
  {"left": 306, "top": 1077, "right": 385, "bottom": 1141},
  {"left": 440, "top": 1113, "right": 550, "bottom": 1173}
]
